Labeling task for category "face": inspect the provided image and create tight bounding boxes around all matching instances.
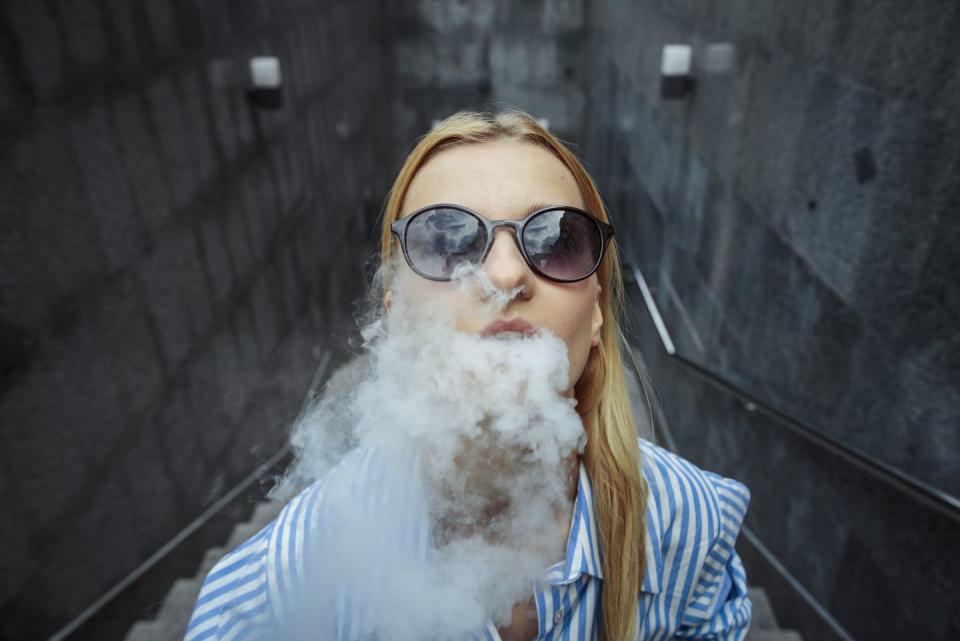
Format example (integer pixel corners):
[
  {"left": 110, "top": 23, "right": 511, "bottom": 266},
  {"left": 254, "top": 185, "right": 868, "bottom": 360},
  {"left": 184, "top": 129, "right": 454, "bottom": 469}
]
[{"left": 386, "top": 139, "right": 603, "bottom": 398}]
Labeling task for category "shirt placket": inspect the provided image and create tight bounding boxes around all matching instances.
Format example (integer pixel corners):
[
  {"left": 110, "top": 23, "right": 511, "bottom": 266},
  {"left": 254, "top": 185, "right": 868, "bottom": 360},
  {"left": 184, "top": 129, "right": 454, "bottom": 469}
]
[{"left": 533, "top": 572, "right": 582, "bottom": 639}]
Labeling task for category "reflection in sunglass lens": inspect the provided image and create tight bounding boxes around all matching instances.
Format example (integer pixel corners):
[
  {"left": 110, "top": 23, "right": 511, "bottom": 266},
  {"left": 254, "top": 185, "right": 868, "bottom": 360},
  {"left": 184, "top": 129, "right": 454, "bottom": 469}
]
[
  {"left": 405, "top": 208, "right": 487, "bottom": 279},
  {"left": 523, "top": 210, "right": 602, "bottom": 281}
]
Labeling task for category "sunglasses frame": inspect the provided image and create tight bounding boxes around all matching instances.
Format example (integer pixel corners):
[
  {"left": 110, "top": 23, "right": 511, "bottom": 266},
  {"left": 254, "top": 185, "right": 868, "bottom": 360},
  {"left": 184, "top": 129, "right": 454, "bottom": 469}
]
[{"left": 391, "top": 203, "right": 615, "bottom": 283}]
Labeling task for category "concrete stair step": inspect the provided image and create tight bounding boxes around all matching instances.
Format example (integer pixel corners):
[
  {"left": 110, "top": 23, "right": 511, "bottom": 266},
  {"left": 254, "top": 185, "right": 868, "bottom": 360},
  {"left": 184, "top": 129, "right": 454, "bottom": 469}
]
[
  {"left": 744, "top": 586, "right": 804, "bottom": 641},
  {"left": 748, "top": 586, "right": 779, "bottom": 629},
  {"left": 249, "top": 500, "right": 283, "bottom": 528},
  {"left": 123, "top": 619, "right": 172, "bottom": 641},
  {"left": 219, "top": 501, "right": 281, "bottom": 554},
  {"left": 224, "top": 520, "right": 263, "bottom": 552},
  {"left": 744, "top": 630, "right": 804, "bottom": 641},
  {"left": 195, "top": 546, "right": 226, "bottom": 580},
  {"left": 155, "top": 578, "right": 202, "bottom": 635}
]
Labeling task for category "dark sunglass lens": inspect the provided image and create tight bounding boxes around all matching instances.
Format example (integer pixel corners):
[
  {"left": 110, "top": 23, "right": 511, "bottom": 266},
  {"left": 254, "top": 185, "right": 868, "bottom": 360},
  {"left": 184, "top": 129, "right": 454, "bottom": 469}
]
[
  {"left": 522, "top": 210, "right": 602, "bottom": 281},
  {"left": 405, "top": 208, "right": 487, "bottom": 279}
]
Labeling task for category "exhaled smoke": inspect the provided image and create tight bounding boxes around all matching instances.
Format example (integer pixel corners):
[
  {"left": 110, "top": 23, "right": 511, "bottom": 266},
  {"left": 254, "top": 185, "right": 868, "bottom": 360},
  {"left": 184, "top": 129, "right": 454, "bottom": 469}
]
[
  {"left": 450, "top": 261, "right": 528, "bottom": 314},
  {"left": 272, "top": 254, "right": 587, "bottom": 640}
]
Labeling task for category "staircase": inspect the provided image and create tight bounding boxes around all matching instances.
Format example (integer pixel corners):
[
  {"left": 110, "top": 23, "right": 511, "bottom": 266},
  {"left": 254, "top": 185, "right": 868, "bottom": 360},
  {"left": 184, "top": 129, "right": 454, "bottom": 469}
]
[
  {"left": 123, "top": 502, "right": 804, "bottom": 641},
  {"left": 123, "top": 500, "right": 284, "bottom": 641}
]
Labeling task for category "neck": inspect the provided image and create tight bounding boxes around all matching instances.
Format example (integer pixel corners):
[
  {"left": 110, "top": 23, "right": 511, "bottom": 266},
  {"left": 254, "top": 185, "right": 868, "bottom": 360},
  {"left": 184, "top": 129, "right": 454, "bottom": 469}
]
[
  {"left": 557, "top": 448, "right": 579, "bottom": 549},
  {"left": 432, "top": 447, "right": 580, "bottom": 549},
  {"left": 560, "top": 447, "right": 579, "bottom": 504}
]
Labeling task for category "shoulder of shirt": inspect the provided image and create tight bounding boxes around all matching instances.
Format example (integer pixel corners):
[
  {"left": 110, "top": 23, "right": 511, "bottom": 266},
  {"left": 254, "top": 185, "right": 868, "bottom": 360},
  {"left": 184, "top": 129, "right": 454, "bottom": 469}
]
[
  {"left": 184, "top": 447, "right": 368, "bottom": 641},
  {"left": 637, "top": 437, "right": 751, "bottom": 567},
  {"left": 184, "top": 513, "right": 276, "bottom": 641}
]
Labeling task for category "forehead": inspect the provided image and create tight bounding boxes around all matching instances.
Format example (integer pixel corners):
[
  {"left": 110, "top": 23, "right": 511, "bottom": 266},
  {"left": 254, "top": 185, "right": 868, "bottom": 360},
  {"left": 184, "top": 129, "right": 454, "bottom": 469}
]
[{"left": 400, "top": 139, "right": 585, "bottom": 219}]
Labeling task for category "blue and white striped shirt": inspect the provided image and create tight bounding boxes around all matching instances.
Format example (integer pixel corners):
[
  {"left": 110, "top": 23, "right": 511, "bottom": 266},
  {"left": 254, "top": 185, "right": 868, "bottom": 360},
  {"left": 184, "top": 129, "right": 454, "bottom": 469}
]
[{"left": 185, "top": 438, "right": 752, "bottom": 640}]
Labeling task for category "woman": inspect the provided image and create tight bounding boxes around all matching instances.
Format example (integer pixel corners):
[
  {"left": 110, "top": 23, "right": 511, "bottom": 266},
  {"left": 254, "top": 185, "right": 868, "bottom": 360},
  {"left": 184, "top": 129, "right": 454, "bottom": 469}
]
[{"left": 185, "top": 110, "right": 752, "bottom": 641}]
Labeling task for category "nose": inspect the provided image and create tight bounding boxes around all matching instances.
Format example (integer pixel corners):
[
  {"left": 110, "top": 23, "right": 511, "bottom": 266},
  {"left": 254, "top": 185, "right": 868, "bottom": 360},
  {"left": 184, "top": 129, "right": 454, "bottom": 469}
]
[{"left": 482, "top": 227, "right": 531, "bottom": 292}]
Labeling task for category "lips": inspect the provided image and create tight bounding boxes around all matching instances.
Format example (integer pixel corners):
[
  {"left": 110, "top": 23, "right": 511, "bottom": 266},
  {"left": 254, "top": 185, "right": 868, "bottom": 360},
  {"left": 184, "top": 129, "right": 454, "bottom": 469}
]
[{"left": 480, "top": 318, "right": 538, "bottom": 338}]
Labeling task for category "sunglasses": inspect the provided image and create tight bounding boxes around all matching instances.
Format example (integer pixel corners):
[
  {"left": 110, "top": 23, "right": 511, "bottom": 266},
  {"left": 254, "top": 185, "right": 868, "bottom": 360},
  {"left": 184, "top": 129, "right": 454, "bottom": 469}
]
[{"left": 390, "top": 203, "right": 615, "bottom": 283}]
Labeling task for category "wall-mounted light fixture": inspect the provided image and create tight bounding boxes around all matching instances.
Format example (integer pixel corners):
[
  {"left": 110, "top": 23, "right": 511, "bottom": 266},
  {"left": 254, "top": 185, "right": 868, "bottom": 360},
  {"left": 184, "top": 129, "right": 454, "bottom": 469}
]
[
  {"left": 248, "top": 56, "right": 284, "bottom": 110},
  {"left": 660, "top": 44, "right": 694, "bottom": 100},
  {"left": 703, "top": 43, "right": 736, "bottom": 75}
]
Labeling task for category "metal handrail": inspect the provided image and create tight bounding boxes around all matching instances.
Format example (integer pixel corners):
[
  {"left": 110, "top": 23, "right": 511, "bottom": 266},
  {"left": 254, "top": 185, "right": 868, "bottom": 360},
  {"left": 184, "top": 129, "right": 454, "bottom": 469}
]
[{"left": 626, "top": 263, "right": 960, "bottom": 522}]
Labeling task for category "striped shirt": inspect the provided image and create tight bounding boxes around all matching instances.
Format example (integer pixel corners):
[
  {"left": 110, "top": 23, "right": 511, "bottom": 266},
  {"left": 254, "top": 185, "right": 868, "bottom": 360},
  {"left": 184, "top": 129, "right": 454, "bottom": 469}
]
[{"left": 185, "top": 438, "right": 752, "bottom": 640}]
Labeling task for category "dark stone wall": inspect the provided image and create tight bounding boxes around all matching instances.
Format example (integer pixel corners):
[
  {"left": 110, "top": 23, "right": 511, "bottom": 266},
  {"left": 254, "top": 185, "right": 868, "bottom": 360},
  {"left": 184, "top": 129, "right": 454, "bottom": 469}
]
[
  {"left": 0, "top": 1, "right": 395, "bottom": 638},
  {"left": 578, "top": 0, "right": 959, "bottom": 498},
  {"left": 574, "top": 1, "right": 960, "bottom": 639}
]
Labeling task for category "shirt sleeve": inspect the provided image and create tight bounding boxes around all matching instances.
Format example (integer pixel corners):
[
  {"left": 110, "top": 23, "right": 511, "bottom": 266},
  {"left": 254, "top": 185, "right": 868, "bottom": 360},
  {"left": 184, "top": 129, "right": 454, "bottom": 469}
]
[
  {"left": 183, "top": 524, "right": 274, "bottom": 641},
  {"left": 674, "top": 471, "right": 753, "bottom": 640}
]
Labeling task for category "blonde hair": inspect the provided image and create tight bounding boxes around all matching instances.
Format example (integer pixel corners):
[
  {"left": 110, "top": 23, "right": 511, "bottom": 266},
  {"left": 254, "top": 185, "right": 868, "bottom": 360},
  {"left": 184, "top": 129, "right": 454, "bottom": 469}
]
[{"left": 377, "top": 109, "right": 648, "bottom": 640}]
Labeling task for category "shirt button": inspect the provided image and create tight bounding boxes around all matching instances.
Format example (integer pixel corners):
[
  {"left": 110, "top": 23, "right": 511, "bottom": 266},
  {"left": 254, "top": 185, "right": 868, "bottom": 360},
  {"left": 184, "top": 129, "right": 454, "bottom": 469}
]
[{"left": 554, "top": 608, "right": 564, "bottom": 624}]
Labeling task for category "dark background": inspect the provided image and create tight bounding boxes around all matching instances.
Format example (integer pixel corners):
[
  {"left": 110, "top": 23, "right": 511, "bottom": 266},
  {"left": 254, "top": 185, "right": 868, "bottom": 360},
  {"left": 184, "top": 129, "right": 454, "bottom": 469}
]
[{"left": 0, "top": 0, "right": 957, "bottom": 639}]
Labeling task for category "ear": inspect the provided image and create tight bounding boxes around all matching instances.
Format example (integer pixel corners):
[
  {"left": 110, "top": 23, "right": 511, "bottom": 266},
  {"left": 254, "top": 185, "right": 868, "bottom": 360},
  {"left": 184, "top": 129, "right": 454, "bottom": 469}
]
[
  {"left": 590, "top": 285, "right": 603, "bottom": 347},
  {"left": 383, "top": 288, "right": 393, "bottom": 313}
]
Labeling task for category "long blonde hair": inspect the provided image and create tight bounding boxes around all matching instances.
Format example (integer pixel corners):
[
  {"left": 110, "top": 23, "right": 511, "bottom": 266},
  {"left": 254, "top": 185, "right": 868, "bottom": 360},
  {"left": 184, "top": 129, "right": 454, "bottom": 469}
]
[{"left": 377, "top": 109, "right": 648, "bottom": 640}]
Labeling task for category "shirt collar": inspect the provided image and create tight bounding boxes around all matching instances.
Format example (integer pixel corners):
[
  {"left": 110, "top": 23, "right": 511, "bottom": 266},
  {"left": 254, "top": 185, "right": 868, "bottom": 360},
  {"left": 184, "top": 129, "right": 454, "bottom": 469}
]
[{"left": 540, "top": 460, "right": 662, "bottom": 594}]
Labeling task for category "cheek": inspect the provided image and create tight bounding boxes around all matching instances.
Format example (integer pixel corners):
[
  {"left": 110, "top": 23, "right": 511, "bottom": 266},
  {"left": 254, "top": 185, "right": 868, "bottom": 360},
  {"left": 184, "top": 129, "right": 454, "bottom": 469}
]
[
  {"left": 565, "top": 320, "right": 594, "bottom": 368},
  {"left": 552, "top": 283, "right": 597, "bottom": 341},
  {"left": 549, "top": 288, "right": 598, "bottom": 379},
  {"left": 560, "top": 304, "right": 594, "bottom": 347}
]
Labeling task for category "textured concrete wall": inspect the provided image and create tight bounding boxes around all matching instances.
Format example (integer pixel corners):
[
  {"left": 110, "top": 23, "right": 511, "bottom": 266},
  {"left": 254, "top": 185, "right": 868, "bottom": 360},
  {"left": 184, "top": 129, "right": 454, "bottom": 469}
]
[
  {"left": 579, "top": 0, "right": 959, "bottom": 496},
  {"left": 575, "top": 1, "right": 960, "bottom": 639},
  {"left": 389, "top": 0, "right": 587, "bottom": 154},
  {"left": 0, "top": 1, "right": 394, "bottom": 638}
]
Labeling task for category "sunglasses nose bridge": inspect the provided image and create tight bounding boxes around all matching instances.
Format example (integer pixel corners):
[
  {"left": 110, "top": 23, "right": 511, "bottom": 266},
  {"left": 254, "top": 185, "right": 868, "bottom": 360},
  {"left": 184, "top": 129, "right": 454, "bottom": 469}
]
[
  {"left": 484, "top": 220, "right": 525, "bottom": 256},
  {"left": 481, "top": 220, "right": 530, "bottom": 275}
]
